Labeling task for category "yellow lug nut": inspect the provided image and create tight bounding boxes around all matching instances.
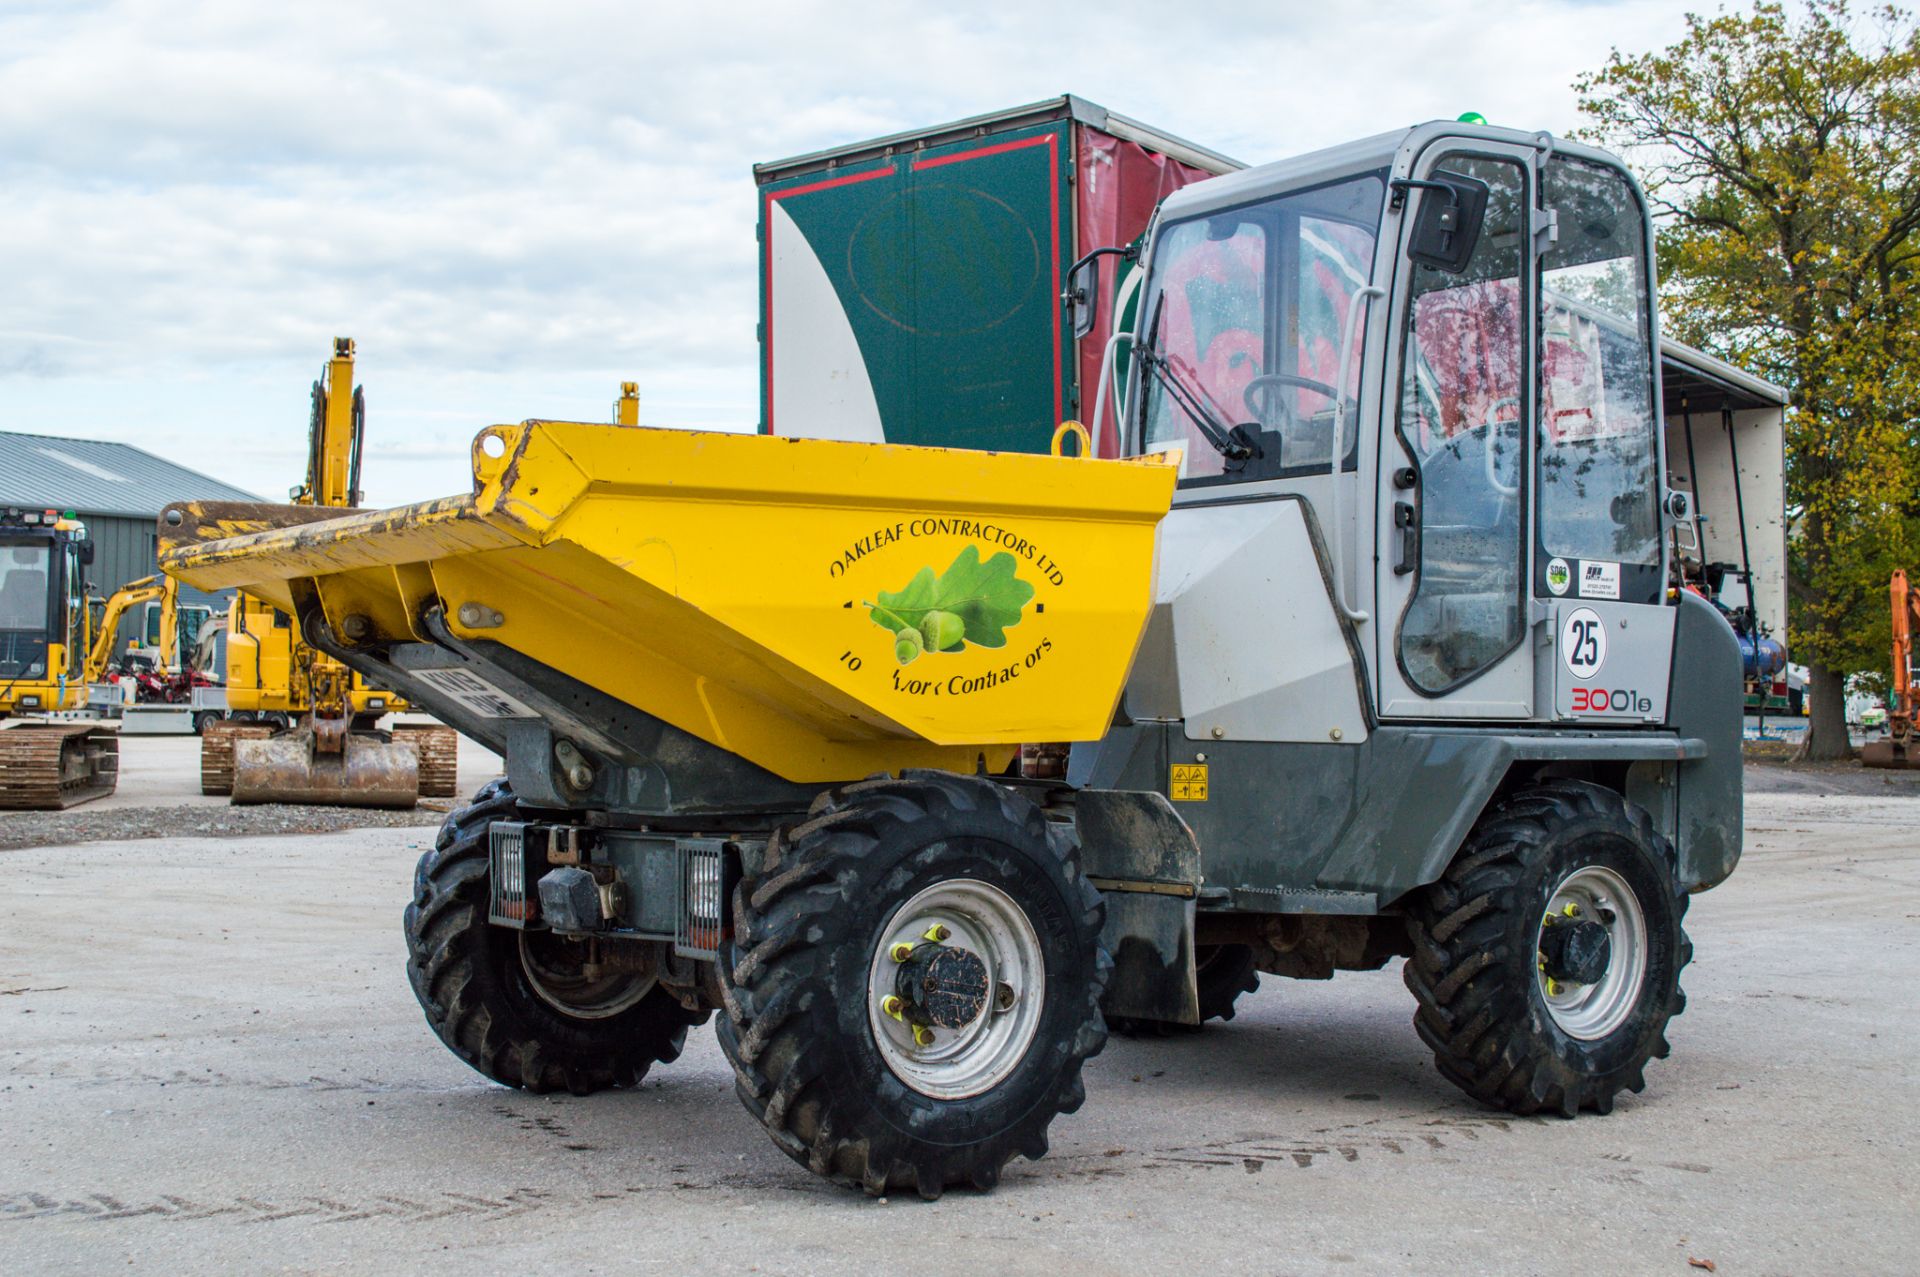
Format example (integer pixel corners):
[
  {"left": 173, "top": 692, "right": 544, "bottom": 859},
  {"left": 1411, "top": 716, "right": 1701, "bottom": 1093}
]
[
  {"left": 912, "top": 1024, "right": 935, "bottom": 1047},
  {"left": 923, "top": 924, "right": 950, "bottom": 943},
  {"left": 1545, "top": 977, "right": 1561, "bottom": 997},
  {"left": 881, "top": 995, "right": 906, "bottom": 1022},
  {"left": 890, "top": 942, "right": 915, "bottom": 963}
]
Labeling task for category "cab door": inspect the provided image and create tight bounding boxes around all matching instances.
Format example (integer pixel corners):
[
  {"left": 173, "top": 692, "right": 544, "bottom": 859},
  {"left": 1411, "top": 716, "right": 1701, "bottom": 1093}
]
[{"left": 1374, "top": 141, "right": 1538, "bottom": 720}]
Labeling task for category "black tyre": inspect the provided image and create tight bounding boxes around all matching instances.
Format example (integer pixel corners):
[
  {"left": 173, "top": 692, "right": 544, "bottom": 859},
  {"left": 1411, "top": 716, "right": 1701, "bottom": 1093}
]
[
  {"left": 1109, "top": 943, "right": 1261, "bottom": 1036},
  {"left": 190, "top": 710, "right": 223, "bottom": 736},
  {"left": 1403, "top": 780, "right": 1691, "bottom": 1116},
  {"left": 717, "top": 771, "right": 1109, "bottom": 1199},
  {"left": 404, "top": 780, "right": 703, "bottom": 1094}
]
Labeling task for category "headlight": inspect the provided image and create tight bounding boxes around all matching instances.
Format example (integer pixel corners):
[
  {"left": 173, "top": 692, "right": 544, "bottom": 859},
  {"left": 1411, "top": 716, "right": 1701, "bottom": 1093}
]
[
  {"left": 19, "top": 695, "right": 41, "bottom": 708},
  {"left": 368, "top": 697, "right": 386, "bottom": 710}
]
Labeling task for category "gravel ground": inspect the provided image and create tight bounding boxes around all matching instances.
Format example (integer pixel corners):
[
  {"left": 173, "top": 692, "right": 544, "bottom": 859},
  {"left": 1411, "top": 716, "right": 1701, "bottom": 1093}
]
[
  {"left": 0, "top": 801, "right": 450, "bottom": 851},
  {"left": 0, "top": 763, "right": 1914, "bottom": 1275},
  {"left": 0, "top": 729, "right": 502, "bottom": 852}
]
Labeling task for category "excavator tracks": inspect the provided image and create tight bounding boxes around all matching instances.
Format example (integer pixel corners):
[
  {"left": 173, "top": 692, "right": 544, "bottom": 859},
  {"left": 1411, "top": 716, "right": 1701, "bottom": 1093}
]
[
  {"left": 393, "top": 723, "right": 459, "bottom": 798},
  {"left": 0, "top": 723, "right": 120, "bottom": 810},
  {"left": 201, "top": 721, "right": 273, "bottom": 796}
]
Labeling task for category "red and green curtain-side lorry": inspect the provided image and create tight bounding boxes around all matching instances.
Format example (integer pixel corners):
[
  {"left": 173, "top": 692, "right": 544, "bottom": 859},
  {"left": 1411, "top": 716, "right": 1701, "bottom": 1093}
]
[{"left": 755, "top": 95, "right": 1240, "bottom": 457}]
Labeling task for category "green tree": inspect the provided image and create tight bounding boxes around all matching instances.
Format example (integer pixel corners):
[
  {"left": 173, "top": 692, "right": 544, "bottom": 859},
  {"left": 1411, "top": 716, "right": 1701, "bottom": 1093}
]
[{"left": 1577, "top": 0, "right": 1920, "bottom": 759}]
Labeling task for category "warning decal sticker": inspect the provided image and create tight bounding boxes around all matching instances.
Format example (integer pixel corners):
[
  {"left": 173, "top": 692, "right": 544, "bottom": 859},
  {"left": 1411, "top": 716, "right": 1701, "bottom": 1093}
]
[{"left": 412, "top": 667, "right": 540, "bottom": 719}]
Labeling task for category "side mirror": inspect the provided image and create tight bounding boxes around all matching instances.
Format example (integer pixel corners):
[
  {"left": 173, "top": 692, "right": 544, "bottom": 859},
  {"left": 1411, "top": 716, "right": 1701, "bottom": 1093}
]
[
  {"left": 77, "top": 540, "right": 94, "bottom": 566},
  {"left": 1404, "top": 171, "right": 1489, "bottom": 274},
  {"left": 1065, "top": 255, "right": 1102, "bottom": 340},
  {"left": 1062, "top": 243, "right": 1137, "bottom": 342}
]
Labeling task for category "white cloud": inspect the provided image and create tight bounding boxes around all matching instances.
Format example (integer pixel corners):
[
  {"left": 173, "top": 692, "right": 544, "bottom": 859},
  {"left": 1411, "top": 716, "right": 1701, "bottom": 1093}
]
[{"left": 0, "top": 0, "right": 1697, "bottom": 506}]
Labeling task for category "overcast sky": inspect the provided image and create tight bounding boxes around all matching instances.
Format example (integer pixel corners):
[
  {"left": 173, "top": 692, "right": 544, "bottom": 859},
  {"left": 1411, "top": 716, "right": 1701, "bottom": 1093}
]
[{"left": 0, "top": 0, "right": 1700, "bottom": 507}]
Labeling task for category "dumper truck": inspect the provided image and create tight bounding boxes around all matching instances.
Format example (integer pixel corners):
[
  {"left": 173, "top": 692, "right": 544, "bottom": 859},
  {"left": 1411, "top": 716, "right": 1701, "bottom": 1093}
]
[{"left": 163, "top": 118, "right": 1744, "bottom": 1199}]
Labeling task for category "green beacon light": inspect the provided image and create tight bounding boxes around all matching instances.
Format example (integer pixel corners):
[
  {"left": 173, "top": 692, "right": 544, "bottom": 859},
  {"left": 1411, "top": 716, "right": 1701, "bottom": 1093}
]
[{"left": 1458, "top": 111, "right": 1489, "bottom": 125}]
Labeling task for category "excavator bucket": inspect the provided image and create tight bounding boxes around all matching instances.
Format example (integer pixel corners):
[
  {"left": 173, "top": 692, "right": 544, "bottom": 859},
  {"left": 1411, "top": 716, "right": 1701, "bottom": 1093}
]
[
  {"left": 1859, "top": 738, "right": 1919, "bottom": 770},
  {"left": 230, "top": 727, "right": 420, "bottom": 808},
  {"left": 162, "top": 424, "right": 1178, "bottom": 783},
  {"left": 0, "top": 722, "right": 120, "bottom": 810}
]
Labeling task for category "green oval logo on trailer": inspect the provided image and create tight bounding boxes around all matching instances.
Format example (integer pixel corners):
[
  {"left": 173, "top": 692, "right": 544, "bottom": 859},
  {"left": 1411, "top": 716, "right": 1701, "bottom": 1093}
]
[{"left": 848, "top": 184, "right": 1042, "bottom": 336}]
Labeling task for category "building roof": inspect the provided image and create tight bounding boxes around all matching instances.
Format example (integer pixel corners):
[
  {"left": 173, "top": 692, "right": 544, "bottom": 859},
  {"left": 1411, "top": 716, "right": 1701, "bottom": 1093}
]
[{"left": 0, "top": 430, "right": 261, "bottom": 520}]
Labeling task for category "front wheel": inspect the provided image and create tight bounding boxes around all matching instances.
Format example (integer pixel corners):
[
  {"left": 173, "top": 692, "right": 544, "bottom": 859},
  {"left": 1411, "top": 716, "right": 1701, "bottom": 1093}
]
[
  {"left": 717, "top": 771, "right": 1109, "bottom": 1198},
  {"left": 1403, "top": 780, "right": 1690, "bottom": 1116}
]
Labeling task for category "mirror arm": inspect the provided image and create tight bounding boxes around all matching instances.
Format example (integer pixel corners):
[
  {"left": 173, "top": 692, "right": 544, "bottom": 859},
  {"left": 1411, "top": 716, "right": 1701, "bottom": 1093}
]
[
  {"left": 1329, "top": 285, "right": 1385, "bottom": 626},
  {"left": 1060, "top": 243, "right": 1136, "bottom": 307},
  {"left": 1388, "top": 177, "right": 1459, "bottom": 212}
]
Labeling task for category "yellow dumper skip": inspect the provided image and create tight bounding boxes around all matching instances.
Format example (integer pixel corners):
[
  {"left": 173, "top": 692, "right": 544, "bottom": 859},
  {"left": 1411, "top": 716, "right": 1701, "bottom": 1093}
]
[{"left": 165, "top": 424, "right": 1177, "bottom": 782}]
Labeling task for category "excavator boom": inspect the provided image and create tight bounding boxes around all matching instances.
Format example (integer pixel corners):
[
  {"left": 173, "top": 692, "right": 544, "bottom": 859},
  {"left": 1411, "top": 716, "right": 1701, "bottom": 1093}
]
[
  {"left": 1862, "top": 569, "right": 1918, "bottom": 769},
  {"left": 183, "top": 338, "right": 455, "bottom": 808}
]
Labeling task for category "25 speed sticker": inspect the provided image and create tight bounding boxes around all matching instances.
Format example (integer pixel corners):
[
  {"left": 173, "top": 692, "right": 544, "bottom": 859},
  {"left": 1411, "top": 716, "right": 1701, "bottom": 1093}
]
[{"left": 1560, "top": 607, "right": 1607, "bottom": 679}]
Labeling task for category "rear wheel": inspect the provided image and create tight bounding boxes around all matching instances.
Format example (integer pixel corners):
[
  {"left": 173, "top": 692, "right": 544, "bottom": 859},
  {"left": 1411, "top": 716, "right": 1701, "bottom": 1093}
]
[
  {"left": 717, "top": 771, "right": 1109, "bottom": 1198},
  {"left": 404, "top": 780, "right": 703, "bottom": 1094},
  {"left": 1403, "top": 780, "right": 1690, "bottom": 1116}
]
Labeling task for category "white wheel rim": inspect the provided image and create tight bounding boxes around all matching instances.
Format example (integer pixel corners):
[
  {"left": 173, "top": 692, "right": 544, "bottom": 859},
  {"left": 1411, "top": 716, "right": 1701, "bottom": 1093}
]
[
  {"left": 865, "top": 878, "right": 1046, "bottom": 1100},
  {"left": 1538, "top": 865, "right": 1648, "bottom": 1041}
]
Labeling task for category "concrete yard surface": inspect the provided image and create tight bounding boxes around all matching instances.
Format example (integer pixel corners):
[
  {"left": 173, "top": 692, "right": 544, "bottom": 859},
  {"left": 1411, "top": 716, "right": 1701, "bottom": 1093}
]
[{"left": 2, "top": 770, "right": 1915, "bottom": 1275}]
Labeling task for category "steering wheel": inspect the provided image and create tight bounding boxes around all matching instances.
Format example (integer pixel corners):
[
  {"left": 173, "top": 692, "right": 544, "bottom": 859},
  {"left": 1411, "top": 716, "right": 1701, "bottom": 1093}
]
[{"left": 1241, "top": 373, "right": 1342, "bottom": 428}]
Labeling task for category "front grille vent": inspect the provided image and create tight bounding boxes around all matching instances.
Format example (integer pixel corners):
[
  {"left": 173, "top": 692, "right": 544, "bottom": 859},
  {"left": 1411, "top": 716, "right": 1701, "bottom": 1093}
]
[
  {"left": 489, "top": 821, "right": 533, "bottom": 927},
  {"left": 676, "top": 839, "right": 725, "bottom": 957}
]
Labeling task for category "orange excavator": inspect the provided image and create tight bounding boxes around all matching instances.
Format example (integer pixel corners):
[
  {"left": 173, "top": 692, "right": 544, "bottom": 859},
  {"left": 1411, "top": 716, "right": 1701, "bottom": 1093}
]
[{"left": 1862, "top": 569, "right": 1917, "bottom": 769}]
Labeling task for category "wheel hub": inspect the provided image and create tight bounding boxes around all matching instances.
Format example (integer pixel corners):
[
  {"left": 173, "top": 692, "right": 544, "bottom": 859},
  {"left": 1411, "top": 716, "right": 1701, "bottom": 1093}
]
[
  {"left": 1536, "top": 865, "right": 1649, "bottom": 1041},
  {"left": 1539, "top": 916, "right": 1611, "bottom": 985},
  {"left": 896, "top": 943, "right": 991, "bottom": 1029}
]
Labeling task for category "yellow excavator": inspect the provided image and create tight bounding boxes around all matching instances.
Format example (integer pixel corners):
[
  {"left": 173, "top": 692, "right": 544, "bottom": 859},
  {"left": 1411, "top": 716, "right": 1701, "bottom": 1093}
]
[
  {"left": 174, "top": 339, "right": 458, "bottom": 807},
  {"left": 0, "top": 517, "right": 172, "bottom": 808}
]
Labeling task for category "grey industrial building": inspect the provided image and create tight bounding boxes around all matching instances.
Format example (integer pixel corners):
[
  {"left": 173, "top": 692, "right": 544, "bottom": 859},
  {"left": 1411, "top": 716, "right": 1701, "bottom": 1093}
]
[{"left": 0, "top": 429, "right": 260, "bottom": 656}]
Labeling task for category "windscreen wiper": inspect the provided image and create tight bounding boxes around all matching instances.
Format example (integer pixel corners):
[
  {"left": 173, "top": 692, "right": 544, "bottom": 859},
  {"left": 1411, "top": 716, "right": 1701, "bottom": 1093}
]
[{"left": 1138, "top": 293, "right": 1257, "bottom": 463}]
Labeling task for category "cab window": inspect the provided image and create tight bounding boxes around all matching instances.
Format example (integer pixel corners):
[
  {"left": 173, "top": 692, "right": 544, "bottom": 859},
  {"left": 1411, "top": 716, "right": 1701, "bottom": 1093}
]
[
  {"left": 1139, "top": 173, "right": 1386, "bottom": 484},
  {"left": 1393, "top": 154, "right": 1529, "bottom": 693},
  {"left": 0, "top": 544, "right": 52, "bottom": 631},
  {"left": 1537, "top": 158, "right": 1661, "bottom": 595}
]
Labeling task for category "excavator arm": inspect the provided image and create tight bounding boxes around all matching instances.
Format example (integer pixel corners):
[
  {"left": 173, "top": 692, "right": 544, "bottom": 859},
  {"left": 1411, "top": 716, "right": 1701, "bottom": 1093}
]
[
  {"left": 84, "top": 576, "right": 165, "bottom": 685},
  {"left": 1863, "top": 569, "right": 1918, "bottom": 769}
]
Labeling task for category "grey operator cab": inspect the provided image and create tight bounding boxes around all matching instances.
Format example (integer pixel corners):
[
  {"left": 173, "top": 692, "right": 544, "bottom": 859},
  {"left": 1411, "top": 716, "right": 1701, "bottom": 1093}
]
[
  {"left": 1118, "top": 121, "right": 1684, "bottom": 732},
  {"left": 1067, "top": 120, "right": 1741, "bottom": 1118}
]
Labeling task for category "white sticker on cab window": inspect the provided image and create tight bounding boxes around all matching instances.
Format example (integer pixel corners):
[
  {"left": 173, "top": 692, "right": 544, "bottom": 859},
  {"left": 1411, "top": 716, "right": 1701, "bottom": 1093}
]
[{"left": 1577, "top": 560, "right": 1621, "bottom": 600}]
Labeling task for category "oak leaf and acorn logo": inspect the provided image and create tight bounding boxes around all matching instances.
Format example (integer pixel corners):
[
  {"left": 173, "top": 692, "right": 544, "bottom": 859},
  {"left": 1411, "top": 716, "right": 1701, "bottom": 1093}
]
[{"left": 865, "top": 545, "right": 1036, "bottom": 665}]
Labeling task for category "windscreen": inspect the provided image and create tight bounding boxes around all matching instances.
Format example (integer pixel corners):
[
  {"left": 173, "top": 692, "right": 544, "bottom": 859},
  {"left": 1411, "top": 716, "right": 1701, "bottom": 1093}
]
[
  {"left": 0, "top": 543, "right": 52, "bottom": 631},
  {"left": 1139, "top": 173, "right": 1385, "bottom": 482}
]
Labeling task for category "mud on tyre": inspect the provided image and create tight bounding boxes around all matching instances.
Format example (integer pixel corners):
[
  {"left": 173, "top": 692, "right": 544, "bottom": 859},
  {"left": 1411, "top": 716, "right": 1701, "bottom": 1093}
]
[
  {"left": 405, "top": 779, "right": 704, "bottom": 1094},
  {"left": 717, "top": 771, "right": 1110, "bottom": 1199},
  {"left": 1403, "top": 779, "right": 1691, "bottom": 1116}
]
